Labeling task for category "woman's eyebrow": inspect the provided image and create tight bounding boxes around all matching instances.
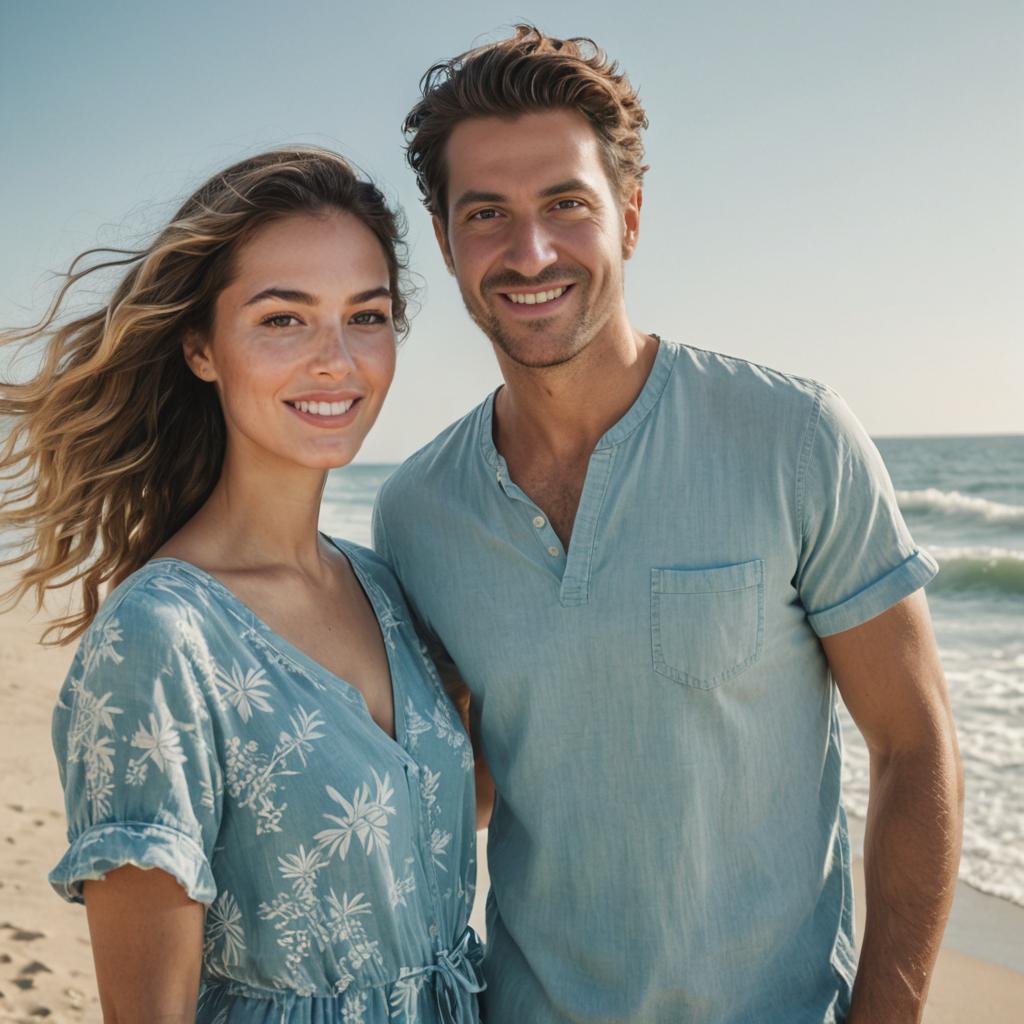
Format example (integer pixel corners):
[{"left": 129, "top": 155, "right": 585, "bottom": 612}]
[
  {"left": 349, "top": 286, "right": 392, "bottom": 304},
  {"left": 243, "top": 286, "right": 391, "bottom": 306},
  {"left": 244, "top": 287, "right": 318, "bottom": 307}
]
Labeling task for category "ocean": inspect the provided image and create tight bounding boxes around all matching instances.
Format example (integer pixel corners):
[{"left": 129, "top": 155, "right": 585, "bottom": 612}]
[{"left": 321, "top": 435, "right": 1024, "bottom": 909}]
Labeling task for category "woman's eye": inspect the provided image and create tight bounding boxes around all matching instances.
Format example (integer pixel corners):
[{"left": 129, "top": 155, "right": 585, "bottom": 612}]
[
  {"left": 351, "top": 311, "right": 387, "bottom": 326},
  {"left": 261, "top": 313, "right": 301, "bottom": 328}
]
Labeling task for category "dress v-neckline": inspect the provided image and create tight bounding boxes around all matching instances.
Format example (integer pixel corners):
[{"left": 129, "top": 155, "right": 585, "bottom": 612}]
[{"left": 147, "top": 537, "right": 406, "bottom": 753}]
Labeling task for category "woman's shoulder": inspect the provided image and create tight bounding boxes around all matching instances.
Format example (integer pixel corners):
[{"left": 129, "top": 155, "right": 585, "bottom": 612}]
[
  {"left": 79, "top": 559, "right": 227, "bottom": 661},
  {"left": 328, "top": 536, "right": 415, "bottom": 629},
  {"left": 328, "top": 536, "right": 402, "bottom": 595}
]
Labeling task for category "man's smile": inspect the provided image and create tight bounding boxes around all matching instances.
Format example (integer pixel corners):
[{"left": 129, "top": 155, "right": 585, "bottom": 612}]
[
  {"left": 496, "top": 283, "right": 575, "bottom": 313},
  {"left": 502, "top": 285, "right": 569, "bottom": 305}
]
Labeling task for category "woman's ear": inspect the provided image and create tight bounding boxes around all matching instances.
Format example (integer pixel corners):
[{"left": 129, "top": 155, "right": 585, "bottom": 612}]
[{"left": 183, "top": 330, "right": 217, "bottom": 382}]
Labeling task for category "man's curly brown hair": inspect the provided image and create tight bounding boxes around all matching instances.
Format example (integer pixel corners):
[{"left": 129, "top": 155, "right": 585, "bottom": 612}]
[{"left": 403, "top": 24, "right": 650, "bottom": 226}]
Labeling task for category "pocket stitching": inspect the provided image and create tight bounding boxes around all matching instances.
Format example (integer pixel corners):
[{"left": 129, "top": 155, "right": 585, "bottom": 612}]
[{"left": 650, "top": 562, "right": 765, "bottom": 690}]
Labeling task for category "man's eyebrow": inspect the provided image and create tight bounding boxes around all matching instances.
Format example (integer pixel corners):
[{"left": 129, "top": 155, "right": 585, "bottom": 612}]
[
  {"left": 243, "top": 286, "right": 391, "bottom": 307},
  {"left": 453, "top": 189, "right": 506, "bottom": 213},
  {"left": 452, "top": 180, "right": 600, "bottom": 213},
  {"left": 538, "top": 178, "right": 599, "bottom": 200}
]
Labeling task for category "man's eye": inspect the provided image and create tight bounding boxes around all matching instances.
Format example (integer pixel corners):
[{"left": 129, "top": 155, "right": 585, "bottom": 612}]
[
  {"left": 471, "top": 208, "right": 500, "bottom": 221},
  {"left": 554, "top": 199, "right": 583, "bottom": 210},
  {"left": 261, "top": 314, "right": 301, "bottom": 328},
  {"left": 351, "top": 311, "right": 387, "bottom": 325}
]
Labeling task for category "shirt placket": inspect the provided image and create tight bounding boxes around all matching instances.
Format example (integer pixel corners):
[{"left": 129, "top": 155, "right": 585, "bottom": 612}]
[{"left": 494, "top": 462, "right": 568, "bottom": 575}]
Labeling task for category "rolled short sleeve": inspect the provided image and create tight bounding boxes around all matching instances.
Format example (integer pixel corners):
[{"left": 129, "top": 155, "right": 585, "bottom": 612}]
[
  {"left": 49, "top": 585, "right": 222, "bottom": 905},
  {"left": 796, "top": 386, "right": 938, "bottom": 636}
]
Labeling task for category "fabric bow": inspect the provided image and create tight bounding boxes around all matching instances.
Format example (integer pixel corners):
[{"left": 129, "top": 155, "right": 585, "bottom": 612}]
[{"left": 405, "top": 925, "right": 486, "bottom": 1024}]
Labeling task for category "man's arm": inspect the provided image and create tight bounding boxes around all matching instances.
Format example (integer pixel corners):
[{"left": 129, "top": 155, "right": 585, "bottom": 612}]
[
  {"left": 84, "top": 866, "right": 204, "bottom": 1022},
  {"left": 433, "top": 647, "right": 496, "bottom": 831},
  {"left": 822, "top": 590, "right": 963, "bottom": 1023}
]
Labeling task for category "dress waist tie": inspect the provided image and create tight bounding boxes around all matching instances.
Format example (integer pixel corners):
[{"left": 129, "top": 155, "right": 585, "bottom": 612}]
[{"left": 404, "top": 925, "right": 485, "bottom": 1024}]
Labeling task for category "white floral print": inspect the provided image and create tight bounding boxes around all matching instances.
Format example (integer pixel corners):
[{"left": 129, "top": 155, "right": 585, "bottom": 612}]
[
  {"left": 50, "top": 545, "right": 478, "bottom": 1023},
  {"left": 214, "top": 662, "right": 274, "bottom": 721},
  {"left": 316, "top": 770, "right": 397, "bottom": 860},
  {"left": 129, "top": 707, "right": 187, "bottom": 773}
]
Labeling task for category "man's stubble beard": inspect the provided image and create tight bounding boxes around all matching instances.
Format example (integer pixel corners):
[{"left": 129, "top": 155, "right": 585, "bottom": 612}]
[{"left": 458, "top": 276, "right": 608, "bottom": 371}]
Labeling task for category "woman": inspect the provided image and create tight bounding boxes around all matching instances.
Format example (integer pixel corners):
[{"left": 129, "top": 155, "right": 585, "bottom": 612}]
[{"left": 0, "top": 148, "right": 482, "bottom": 1022}]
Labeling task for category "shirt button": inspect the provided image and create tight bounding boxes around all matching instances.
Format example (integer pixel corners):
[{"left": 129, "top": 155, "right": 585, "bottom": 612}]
[
  {"left": 547, "top": 546, "right": 559, "bottom": 557},
  {"left": 532, "top": 515, "right": 546, "bottom": 528}
]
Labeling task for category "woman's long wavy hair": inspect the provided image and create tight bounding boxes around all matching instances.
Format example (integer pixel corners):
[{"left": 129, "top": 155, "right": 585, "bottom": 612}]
[{"left": 0, "top": 147, "right": 409, "bottom": 644}]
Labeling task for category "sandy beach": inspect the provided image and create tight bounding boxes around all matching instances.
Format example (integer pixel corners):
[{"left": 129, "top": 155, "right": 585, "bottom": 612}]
[{"left": 2, "top": 569, "right": 1022, "bottom": 1022}]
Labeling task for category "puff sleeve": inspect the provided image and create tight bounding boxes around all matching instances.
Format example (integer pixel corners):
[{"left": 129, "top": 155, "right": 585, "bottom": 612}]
[{"left": 49, "top": 581, "right": 222, "bottom": 905}]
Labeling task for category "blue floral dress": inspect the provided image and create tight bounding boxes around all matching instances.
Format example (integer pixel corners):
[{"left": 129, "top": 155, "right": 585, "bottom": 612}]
[{"left": 49, "top": 539, "right": 482, "bottom": 1023}]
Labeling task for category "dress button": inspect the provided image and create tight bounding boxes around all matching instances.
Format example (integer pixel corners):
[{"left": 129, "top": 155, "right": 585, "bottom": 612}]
[
  {"left": 547, "top": 546, "right": 559, "bottom": 557},
  {"left": 532, "top": 515, "right": 546, "bottom": 528}
]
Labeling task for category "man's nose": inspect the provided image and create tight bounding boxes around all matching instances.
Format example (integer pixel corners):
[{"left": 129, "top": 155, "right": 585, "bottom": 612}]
[{"left": 503, "top": 218, "right": 558, "bottom": 279}]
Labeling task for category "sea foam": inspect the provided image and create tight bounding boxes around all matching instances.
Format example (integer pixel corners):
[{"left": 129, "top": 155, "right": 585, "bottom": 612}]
[
  {"left": 929, "top": 546, "right": 1024, "bottom": 596},
  {"left": 897, "top": 488, "right": 1024, "bottom": 524}
]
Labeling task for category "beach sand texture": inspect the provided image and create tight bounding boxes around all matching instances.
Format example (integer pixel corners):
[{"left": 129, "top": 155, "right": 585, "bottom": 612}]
[{"left": 2, "top": 572, "right": 1022, "bottom": 1022}]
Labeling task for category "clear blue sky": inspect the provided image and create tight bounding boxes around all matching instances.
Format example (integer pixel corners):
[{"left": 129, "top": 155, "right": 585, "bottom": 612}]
[{"left": 2, "top": 0, "right": 1021, "bottom": 460}]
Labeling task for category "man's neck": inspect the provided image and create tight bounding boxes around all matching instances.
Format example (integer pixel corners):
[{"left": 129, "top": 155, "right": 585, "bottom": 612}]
[{"left": 493, "top": 323, "right": 660, "bottom": 466}]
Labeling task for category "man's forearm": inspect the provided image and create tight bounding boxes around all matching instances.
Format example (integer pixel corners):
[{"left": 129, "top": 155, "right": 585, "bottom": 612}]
[{"left": 847, "top": 738, "right": 964, "bottom": 1023}]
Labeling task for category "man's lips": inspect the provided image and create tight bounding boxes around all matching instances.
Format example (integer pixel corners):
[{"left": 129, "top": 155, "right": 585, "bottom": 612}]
[{"left": 495, "top": 283, "right": 575, "bottom": 314}]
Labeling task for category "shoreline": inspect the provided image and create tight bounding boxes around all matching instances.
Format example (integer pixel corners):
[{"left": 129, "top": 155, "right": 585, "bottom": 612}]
[
  {"left": 846, "top": 813, "right": 1024, "bottom": 976},
  {"left": 2, "top": 571, "right": 1022, "bottom": 1021}
]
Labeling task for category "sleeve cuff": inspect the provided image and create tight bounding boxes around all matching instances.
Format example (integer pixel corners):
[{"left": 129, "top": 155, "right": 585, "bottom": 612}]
[
  {"left": 49, "top": 821, "right": 217, "bottom": 905},
  {"left": 806, "top": 548, "right": 940, "bottom": 637}
]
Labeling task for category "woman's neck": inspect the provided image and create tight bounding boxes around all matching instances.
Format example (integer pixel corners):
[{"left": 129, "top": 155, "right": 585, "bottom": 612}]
[{"left": 159, "top": 446, "right": 334, "bottom": 579}]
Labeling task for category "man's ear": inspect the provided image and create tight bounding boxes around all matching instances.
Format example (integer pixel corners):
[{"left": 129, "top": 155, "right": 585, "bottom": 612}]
[
  {"left": 622, "top": 186, "right": 642, "bottom": 260},
  {"left": 432, "top": 214, "right": 455, "bottom": 275},
  {"left": 183, "top": 330, "right": 217, "bottom": 383}
]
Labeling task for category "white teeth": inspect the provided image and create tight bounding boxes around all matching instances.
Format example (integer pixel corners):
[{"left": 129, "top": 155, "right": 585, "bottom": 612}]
[
  {"left": 292, "top": 399, "right": 355, "bottom": 416},
  {"left": 506, "top": 286, "right": 568, "bottom": 305}
]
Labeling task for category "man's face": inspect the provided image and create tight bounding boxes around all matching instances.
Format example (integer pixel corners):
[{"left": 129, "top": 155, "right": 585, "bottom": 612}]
[{"left": 437, "top": 109, "right": 640, "bottom": 369}]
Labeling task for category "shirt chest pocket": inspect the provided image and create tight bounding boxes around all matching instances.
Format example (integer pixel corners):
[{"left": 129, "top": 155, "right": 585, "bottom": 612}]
[{"left": 650, "top": 560, "right": 765, "bottom": 689}]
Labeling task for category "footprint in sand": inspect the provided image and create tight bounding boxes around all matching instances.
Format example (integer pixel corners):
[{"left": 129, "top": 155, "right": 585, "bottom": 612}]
[
  {"left": 21, "top": 961, "right": 54, "bottom": 977},
  {"left": 2, "top": 923, "right": 46, "bottom": 942},
  {"left": 9, "top": 960, "right": 53, "bottom": 992}
]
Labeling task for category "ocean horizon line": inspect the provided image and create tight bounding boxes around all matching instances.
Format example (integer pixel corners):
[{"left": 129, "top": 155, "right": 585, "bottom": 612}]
[{"left": 344, "top": 432, "right": 1023, "bottom": 470}]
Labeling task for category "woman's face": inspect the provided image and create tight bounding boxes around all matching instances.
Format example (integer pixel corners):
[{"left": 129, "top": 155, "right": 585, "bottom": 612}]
[{"left": 189, "top": 210, "right": 397, "bottom": 474}]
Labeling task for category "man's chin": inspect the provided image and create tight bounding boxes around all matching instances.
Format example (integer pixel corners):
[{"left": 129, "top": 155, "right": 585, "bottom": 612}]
[
  {"left": 464, "top": 298, "right": 591, "bottom": 368},
  {"left": 490, "top": 327, "right": 587, "bottom": 370}
]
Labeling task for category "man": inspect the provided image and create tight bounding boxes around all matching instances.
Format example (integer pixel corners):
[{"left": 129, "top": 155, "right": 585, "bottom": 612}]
[{"left": 374, "top": 25, "right": 963, "bottom": 1024}]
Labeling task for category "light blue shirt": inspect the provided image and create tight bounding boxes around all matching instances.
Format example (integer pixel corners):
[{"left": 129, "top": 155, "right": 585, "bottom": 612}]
[
  {"left": 373, "top": 340, "right": 938, "bottom": 1024},
  {"left": 50, "top": 539, "right": 482, "bottom": 1024}
]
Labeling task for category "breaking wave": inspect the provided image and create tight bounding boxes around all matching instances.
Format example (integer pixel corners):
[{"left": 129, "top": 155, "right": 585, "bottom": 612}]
[
  {"left": 897, "top": 488, "right": 1024, "bottom": 524},
  {"left": 930, "top": 546, "right": 1024, "bottom": 596}
]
